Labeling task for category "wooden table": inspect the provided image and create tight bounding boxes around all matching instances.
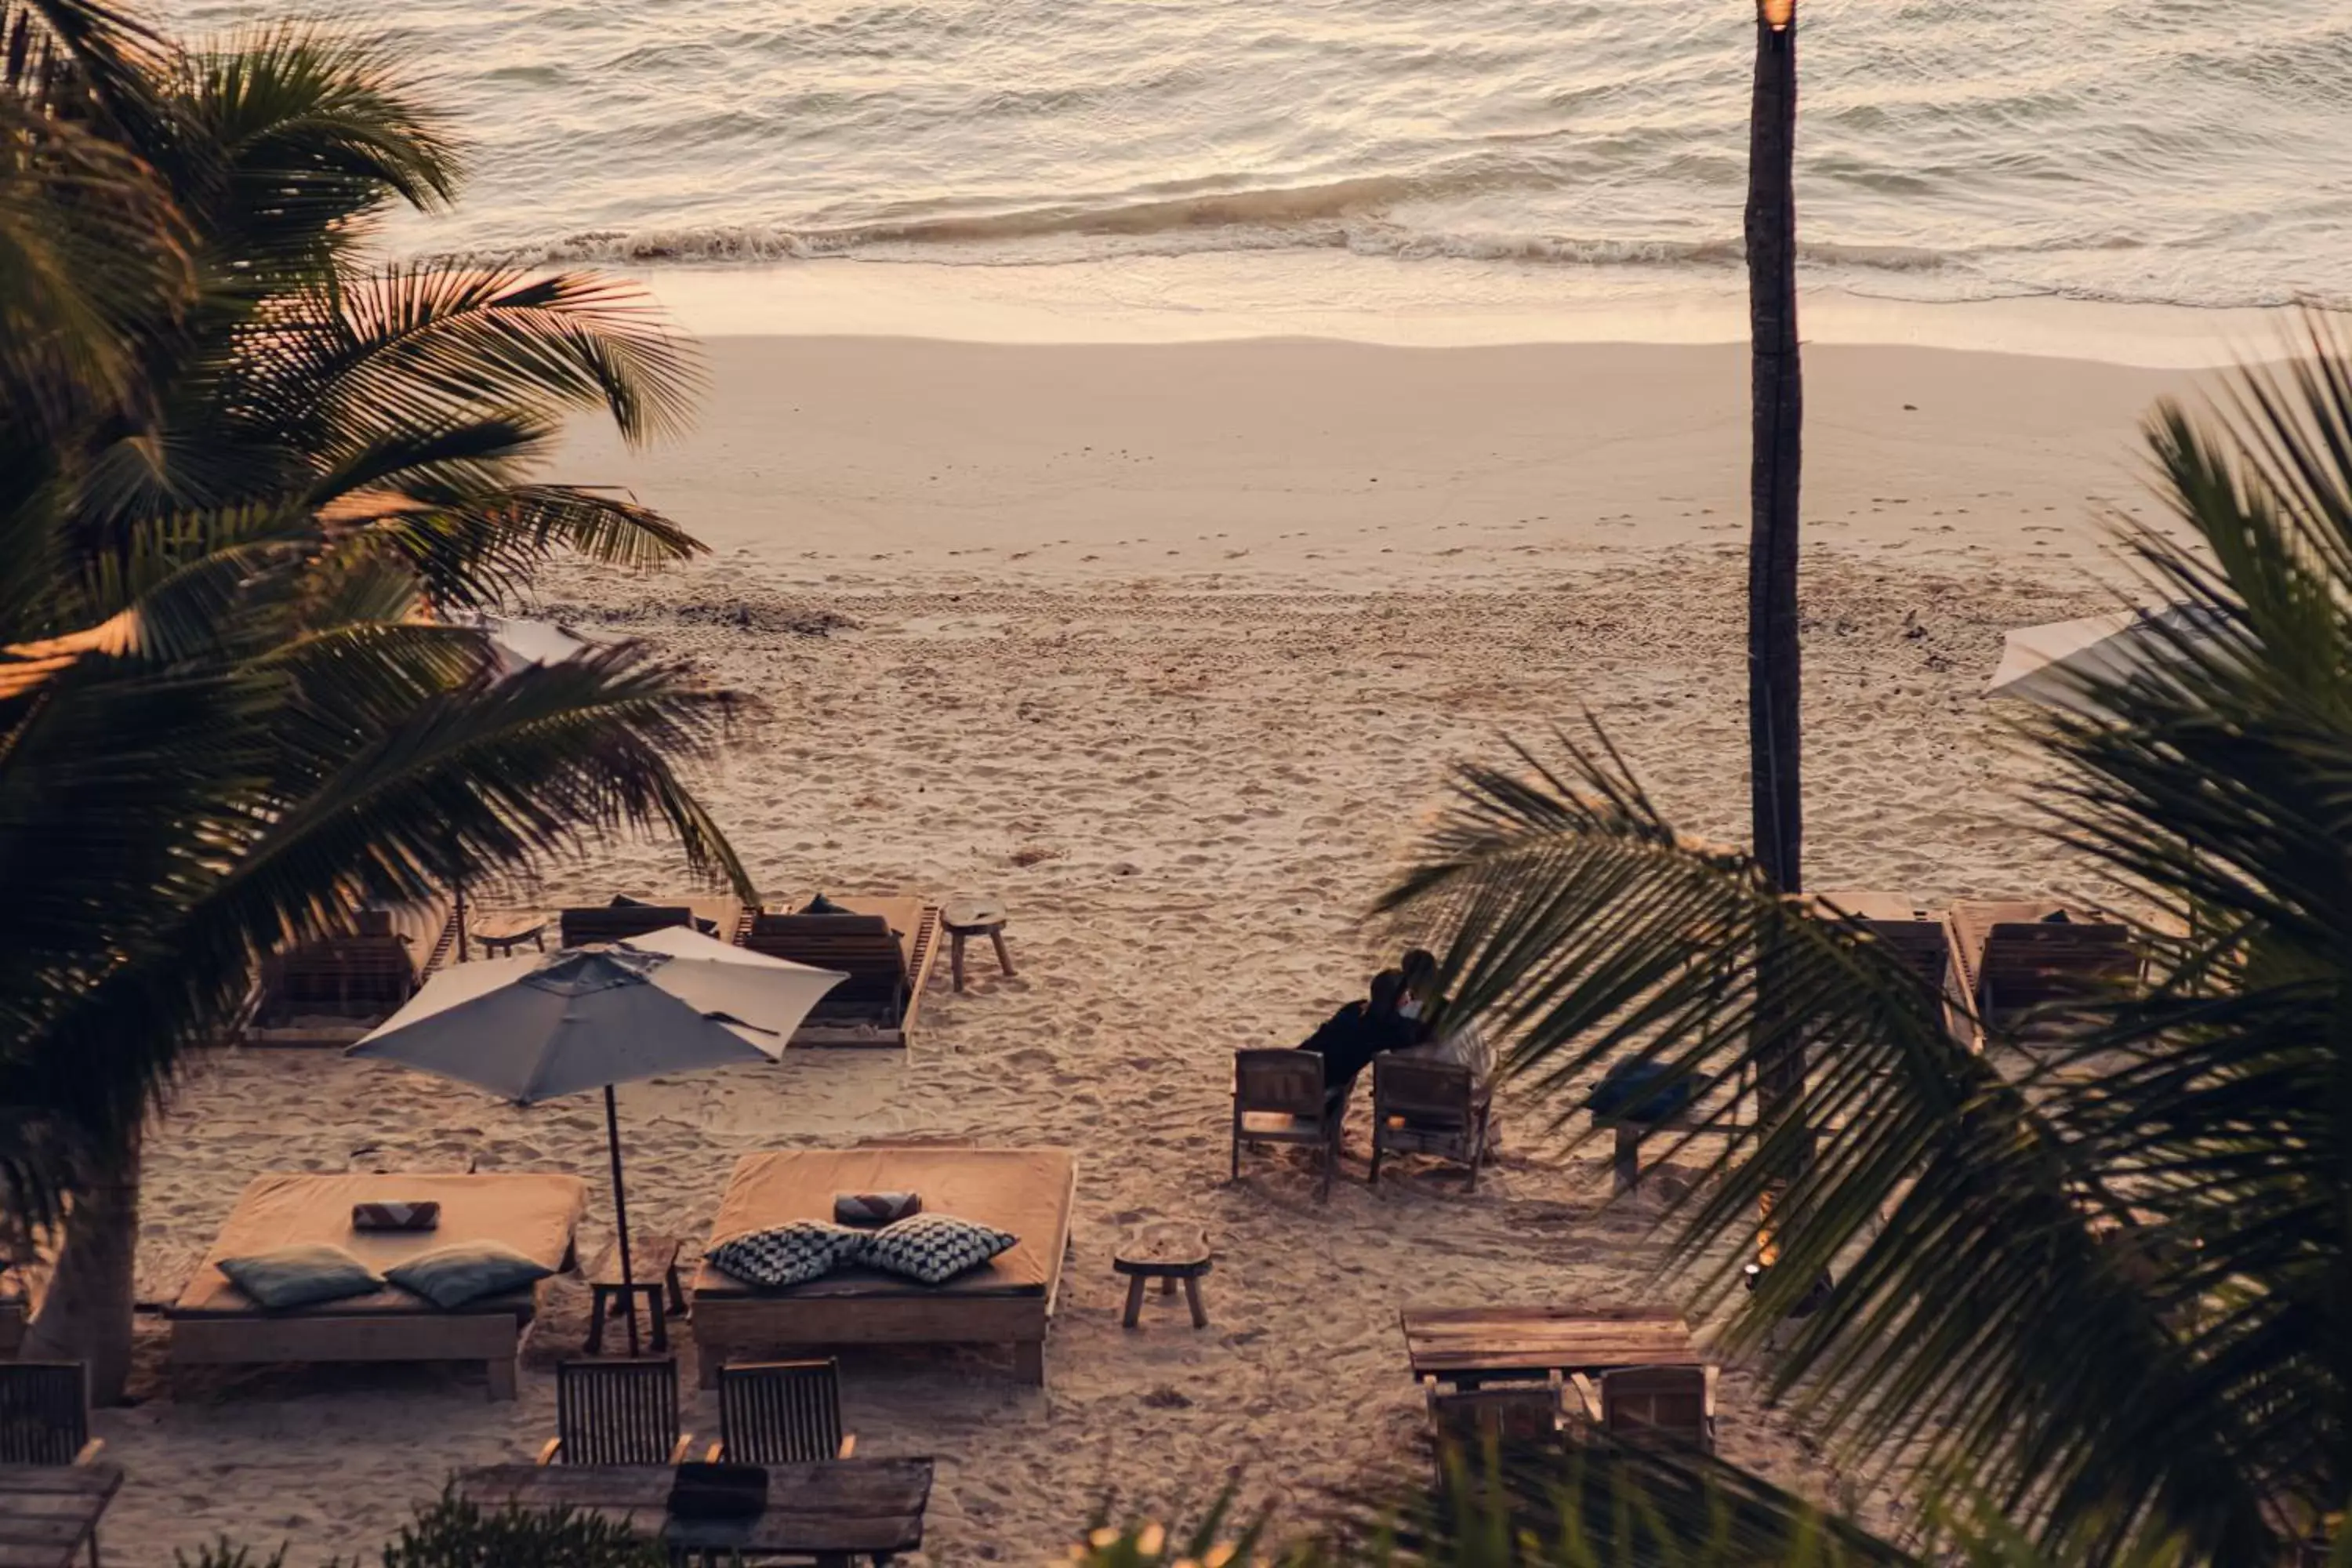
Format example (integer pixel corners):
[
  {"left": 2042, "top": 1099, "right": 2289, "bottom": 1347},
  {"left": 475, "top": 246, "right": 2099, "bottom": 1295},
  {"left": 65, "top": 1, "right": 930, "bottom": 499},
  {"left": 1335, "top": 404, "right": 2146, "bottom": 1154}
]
[
  {"left": 1402, "top": 1306, "right": 1700, "bottom": 1388},
  {"left": 0, "top": 1463, "right": 122, "bottom": 1568},
  {"left": 456, "top": 1458, "right": 931, "bottom": 1566}
]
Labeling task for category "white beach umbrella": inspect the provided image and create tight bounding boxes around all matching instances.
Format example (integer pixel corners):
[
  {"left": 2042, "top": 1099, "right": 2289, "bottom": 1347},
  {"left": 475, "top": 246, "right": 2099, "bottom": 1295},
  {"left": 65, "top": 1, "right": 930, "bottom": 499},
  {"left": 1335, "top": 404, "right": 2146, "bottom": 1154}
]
[
  {"left": 438, "top": 611, "right": 592, "bottom": 680},
  {"left": 349, "top": 938, "right": 844, "bottom": 1343},
  {"left": 1985, "top": 605, "right": 2222, "bottom": 716}
]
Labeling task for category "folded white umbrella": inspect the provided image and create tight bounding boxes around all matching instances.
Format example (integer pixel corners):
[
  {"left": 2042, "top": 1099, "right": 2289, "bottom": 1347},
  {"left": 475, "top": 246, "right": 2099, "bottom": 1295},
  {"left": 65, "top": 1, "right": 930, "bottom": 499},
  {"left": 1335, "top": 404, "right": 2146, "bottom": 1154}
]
[
  {"left": 349, "top": 937, "right": 844, "bottom": 1337},
  {"left": 1986, "top": 605, "right": 2221, "bottom": 716},
  {"left": 438, "top": 611, "right": 592, "bottom": 680}
]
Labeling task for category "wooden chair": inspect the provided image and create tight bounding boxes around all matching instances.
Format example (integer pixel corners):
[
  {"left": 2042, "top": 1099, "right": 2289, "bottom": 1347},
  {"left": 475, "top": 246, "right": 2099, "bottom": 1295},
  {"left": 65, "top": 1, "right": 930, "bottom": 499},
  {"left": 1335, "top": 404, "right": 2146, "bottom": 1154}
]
[
  {"left": 742, "top": 912, "right": 909, "bottom": 1025},
  {"left": 1230, "top": 1049, "right": 1341, "bottom": 1202},
  {"left": 1370, "top": 1058, "right": 1492, "bottom": 1192},
  {"left": 0, "top": 1361, "right": 104, "bottom": 1467},
  {"left": 1424, "top": 1370, "right": 1565, "bottom": 1462},
  {"left": 707, "top": 1359, "right": 857, "bottom": 1463},
  {"left": 1577, "top": 1365, "right": 1715, "bottom": 1452},
  {"left": 538, "top": 1358, "right": 692, "bottom": 1465},
  {"left": 560, "top": 902, "right": 698, "bottom": 948}
]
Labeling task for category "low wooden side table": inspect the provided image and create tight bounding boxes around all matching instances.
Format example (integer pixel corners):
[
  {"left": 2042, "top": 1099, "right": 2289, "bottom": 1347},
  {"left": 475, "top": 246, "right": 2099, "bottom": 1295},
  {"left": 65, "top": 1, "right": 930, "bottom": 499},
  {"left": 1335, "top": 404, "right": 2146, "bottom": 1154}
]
[
  {"left": 584, "top": 1233, "right": 688, "bottom": 1354},
  {"left": 1113, "top": 1225, "right": 1211, "bottom": 1330},
  {"left": 941, "top": 901, "right": 1015, "bottom": 993}
]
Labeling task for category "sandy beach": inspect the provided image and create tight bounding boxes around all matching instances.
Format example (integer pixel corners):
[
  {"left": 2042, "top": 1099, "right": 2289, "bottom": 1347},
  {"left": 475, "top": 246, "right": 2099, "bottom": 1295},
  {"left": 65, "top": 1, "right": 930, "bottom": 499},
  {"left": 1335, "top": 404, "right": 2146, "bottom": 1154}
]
[{"left": 101, "top": 333, "right": 2207, "bottom": 1562}]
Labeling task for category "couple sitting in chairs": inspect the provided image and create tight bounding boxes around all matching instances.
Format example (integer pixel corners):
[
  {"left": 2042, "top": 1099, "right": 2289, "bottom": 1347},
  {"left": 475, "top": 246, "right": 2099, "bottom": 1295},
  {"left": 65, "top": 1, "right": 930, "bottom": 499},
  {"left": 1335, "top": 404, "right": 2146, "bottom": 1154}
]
[{"left": 1298, "top": 949, "right": 1494, "bottom": 1134}]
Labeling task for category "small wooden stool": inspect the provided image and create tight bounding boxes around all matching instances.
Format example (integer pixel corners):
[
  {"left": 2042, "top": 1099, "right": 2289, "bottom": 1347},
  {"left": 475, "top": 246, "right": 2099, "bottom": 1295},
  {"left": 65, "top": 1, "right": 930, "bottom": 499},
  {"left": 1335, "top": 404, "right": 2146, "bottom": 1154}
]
[
  {"left": 942, "top": 900, "right": 1015, "bottom": 993},
  {"left": 1113, "top": 1225, "right": 1211, "bottom": 1330},
  {"left": 584, "top": 1233, "right": 688, "bottom": 1354}
]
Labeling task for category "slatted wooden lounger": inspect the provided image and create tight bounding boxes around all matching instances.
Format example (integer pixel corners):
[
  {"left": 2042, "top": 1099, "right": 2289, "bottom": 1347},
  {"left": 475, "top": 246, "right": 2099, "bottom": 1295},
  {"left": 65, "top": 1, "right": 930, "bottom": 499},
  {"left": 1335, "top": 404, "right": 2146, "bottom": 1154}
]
[
  {"left": 739, "top": 896, "right": 942, "bottom": 1048},
  {"left": 557, "top": 895, "right": 745, "bottom": 949},
  {"left": 1813, "top": 889, "right": 1969, "bottom": 1045},
  {"left": 240, "top": 901, "right": 449, "bottom": 1046},
  {"left": 1950, "top": 900, "right": 2141, "bottom": 1041}
]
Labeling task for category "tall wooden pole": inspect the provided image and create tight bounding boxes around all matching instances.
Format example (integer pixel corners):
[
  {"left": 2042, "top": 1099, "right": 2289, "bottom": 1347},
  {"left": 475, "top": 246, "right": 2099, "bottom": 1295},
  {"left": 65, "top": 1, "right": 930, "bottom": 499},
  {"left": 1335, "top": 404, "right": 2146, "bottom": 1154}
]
[{"left": 1747, "top": 3, "right": 1807, "bottom": 1152}]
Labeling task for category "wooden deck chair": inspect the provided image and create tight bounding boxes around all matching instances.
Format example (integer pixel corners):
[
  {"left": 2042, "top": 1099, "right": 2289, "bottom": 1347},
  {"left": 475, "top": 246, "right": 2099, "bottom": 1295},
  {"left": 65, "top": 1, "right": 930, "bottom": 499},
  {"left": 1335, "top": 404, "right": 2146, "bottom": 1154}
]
[
  {"left": 1951, "top": 902, "right": 2140, "bottom": 1032},
  {"left": 1370, "top": 1058, "right": 1492, "bottom": 1192},
  {"left": 1424, "top": 1370, "right": 1565, "bottom": 1463},
  {"left": 743, "top": 912, "right": 908, "bottom": 1022},
  {"left": 1591, "top": 1365, "right": 1715, "bottom": 1451},
  {"left": 708, "top": 1359, "right": 857, "bottom": 1463},
  {"left": 261, "top": 933, "right": 416, "bottom": 1022},
  {"left": 0, "top": 1361, "right": 104, "bottom": 1466},
  {"left": 1231, "top": 1049, "right": 1341, "bottom": 1202},
  {"left": 1814, "top": 890, "right": 1953, "bottom": 994},
  {"left": 538, "top": 1358, "right": 692, "bottom": 1465},
  {"left": 559, "top": 901, "right": 699, "bottom": 948}
]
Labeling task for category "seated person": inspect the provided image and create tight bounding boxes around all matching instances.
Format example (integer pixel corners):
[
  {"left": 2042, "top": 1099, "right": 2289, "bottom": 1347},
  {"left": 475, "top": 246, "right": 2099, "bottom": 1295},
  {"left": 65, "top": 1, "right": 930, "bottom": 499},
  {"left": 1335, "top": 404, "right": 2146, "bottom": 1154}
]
[
  {"left": 1395, "top": 949, "right": 1500, "bottom": 1152},
  {"left": 1299, "top": 968, "right": 1415, "bottom": 1117}
]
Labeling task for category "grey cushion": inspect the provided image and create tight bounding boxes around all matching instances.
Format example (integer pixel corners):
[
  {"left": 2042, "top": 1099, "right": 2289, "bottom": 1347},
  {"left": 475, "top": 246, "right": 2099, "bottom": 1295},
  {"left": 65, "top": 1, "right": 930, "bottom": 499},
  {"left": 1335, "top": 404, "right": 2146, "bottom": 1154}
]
[
  {"left": 216, "top": 1243, "right": 385, "bottom": 1309},
  {"left": 861, "top": 1213, "right": 1017, "bottom": 1286},
  {"left": 383, "top": 1240, "right": 554, "bottom": 1309},
  {"left": 708, "top": 1221, "right": 868, "bottom": 1289}
]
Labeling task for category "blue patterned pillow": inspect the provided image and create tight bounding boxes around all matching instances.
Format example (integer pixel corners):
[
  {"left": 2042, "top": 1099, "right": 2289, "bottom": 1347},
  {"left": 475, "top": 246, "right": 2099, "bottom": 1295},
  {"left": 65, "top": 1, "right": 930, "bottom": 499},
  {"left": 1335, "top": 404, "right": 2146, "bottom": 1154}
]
[
  {"left": 216, "top": 1244, "right": 384, "bottom": 1309},
  {"left": 384, "top": 1240, "right": 553, "bottom": 1309}
]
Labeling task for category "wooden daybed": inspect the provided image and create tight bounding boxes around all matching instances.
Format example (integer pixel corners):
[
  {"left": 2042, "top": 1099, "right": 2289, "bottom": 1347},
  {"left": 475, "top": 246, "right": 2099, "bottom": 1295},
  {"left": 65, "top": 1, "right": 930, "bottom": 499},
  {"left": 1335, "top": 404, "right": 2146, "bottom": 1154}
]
[
  {"left": 166, "top": 1172, "right": 585, "bottom": 1399},
  {"left": 691, "top": 1146, "right": 1076, "bottom": 1386},
  {"left": 739, "top": 896, "right": 942, "bottom": 1047}
]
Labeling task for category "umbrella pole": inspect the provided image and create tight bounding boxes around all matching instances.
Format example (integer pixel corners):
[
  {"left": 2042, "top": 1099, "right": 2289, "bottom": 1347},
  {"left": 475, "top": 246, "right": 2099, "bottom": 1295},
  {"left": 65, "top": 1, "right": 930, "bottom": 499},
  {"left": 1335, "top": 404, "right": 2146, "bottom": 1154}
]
[{"left": 604, "top": 1083, "right": 641, "bottom": 1357}]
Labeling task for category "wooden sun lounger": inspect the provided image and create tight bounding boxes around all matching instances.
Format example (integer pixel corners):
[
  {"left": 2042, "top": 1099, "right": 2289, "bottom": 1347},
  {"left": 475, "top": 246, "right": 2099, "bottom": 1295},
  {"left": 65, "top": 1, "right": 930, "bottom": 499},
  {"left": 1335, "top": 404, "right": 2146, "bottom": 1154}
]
[
  {"left": 558, "top": 895, "right": 745, "bottom": 949},
  {"left": 165, "top": 1173, "right": 585, "bottom": 1399},
  {"left": 239, "top": 900, "right": 452, "bottom": 1047},
  {"left": 1813, "top": 889, "right": 1970, "bottom": 1046},
  {"left": 740, "top": 897, "right": 942, "bottom": 1048},
  {"left": 690, "top": 1147, "right": 1076, "bottom": 1387},
  {"left": 1950, "top": 900, "right": 2140, "bottom": 1038}
]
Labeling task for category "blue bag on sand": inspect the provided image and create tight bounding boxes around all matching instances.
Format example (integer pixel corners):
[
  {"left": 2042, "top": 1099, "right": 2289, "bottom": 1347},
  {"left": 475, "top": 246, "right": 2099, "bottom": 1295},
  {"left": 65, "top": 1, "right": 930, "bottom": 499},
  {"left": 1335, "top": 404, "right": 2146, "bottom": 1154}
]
[{"left": 1588, "top": 1060, "right": 1693, "bottom": 1123}]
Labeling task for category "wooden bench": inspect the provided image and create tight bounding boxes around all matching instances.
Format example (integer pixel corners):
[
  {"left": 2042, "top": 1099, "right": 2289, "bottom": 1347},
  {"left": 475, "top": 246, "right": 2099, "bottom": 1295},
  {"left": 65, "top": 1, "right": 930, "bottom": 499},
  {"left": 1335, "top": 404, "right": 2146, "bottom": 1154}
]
[{"left": 584, "top": 1235, "right": 688, "bottom": 1356}]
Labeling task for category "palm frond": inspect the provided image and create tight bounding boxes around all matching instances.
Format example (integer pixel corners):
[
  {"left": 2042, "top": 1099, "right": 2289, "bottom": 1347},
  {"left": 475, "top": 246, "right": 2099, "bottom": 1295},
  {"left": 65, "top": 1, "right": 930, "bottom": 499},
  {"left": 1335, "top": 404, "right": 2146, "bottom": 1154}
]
[{"left": 1381, "top": 726, "right": 2278, "bottom": 1560}]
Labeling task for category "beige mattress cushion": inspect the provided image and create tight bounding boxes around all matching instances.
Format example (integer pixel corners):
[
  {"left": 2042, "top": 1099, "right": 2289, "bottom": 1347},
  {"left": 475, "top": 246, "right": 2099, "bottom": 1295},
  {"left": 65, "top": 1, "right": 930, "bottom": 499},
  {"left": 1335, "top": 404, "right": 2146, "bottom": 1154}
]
[
  {"left": 695, "top": 1147, "right": 1073, "bottom": 1300},
  {"left": 172, "top": 1172, "right": 586, "bottom": 1317}
]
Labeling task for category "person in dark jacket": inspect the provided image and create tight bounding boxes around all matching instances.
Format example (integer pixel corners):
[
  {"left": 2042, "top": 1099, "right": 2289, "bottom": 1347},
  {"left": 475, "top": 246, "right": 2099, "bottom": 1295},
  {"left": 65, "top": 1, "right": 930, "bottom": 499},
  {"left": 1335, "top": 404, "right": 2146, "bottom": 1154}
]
[{"left": 1299, "top": 968, "right": 1414, "bottom": 1125}]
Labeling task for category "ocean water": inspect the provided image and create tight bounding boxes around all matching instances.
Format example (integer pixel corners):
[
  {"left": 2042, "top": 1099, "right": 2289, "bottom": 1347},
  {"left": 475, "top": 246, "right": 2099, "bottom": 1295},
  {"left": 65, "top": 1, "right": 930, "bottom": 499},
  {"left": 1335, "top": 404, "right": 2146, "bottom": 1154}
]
[{"left": 172, "top": 0, "right": 2352, "bottom": 312}]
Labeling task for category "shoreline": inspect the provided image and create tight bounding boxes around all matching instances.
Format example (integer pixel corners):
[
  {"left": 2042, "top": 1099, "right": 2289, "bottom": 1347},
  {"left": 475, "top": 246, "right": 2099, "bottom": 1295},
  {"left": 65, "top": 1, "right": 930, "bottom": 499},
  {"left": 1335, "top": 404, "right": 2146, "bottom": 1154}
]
[{"left": 616, "top": 252, "right": 2310, "bottom": 369}]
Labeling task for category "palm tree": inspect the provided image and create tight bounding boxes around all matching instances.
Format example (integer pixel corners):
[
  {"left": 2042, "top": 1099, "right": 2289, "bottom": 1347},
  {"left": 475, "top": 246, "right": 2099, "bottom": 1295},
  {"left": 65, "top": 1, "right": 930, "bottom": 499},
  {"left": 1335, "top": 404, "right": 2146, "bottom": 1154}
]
[
  {"left": 1369, "top": 317, "right": 2352, "bottom": 1562},
  {"left": 1746, "top": 0, "right": 1807, "bottom": 1160},
  {"left": 2, "top": 0, "right": 753, "bottom": 1399}
]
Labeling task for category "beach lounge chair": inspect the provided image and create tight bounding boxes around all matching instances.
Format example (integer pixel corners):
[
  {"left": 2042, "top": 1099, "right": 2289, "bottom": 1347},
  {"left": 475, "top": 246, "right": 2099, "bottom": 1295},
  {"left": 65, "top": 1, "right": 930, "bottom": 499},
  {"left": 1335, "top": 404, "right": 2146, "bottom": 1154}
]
[
  {"left": 0, "top": 1362, "right": 103, "bottom": 1466},
  {"left": 1370, "top": 1058, "right": 1492, "bottom": 1192},
  {"left": 557, "top": 893, "right": 729, "bottom": 945},
  {"left": 1576, "top": 1365, "right": 1715, "bottom": 1451},
  {"left": 1423, "top": 1370, "right": 1565, "bottom": 1465},
  {"left": 242, "top": 901, "right": 455, "bottom": 1045},
  {"left": 708, "top": 1359, "right": 857, "bottom": 1462},
  {"left": 740, "top": 896, "right": 942, "bottom": 1047},
  {"left": 539, "top": 1358, "right": 693, "bottom": 1465},
  {"left": 1950, "top": 901, "right": 2140, "bottom": 1034},
  {"left": 1230, "top": 1049, "right": 1342, "bottom": 1202},
  {"left": 1813, "top": 890, "right": 1954, "bottom": 994}
]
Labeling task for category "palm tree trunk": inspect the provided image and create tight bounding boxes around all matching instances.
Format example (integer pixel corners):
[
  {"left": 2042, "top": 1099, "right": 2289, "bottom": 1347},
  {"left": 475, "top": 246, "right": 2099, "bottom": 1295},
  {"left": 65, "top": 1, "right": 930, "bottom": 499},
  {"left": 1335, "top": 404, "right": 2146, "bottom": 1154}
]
[
  {"left": 23, "top": 1131, "right": 141, "bottom": 1405},
  {"left": 1747, "top": 9, "right": 1807, "bottom": 1145}
]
